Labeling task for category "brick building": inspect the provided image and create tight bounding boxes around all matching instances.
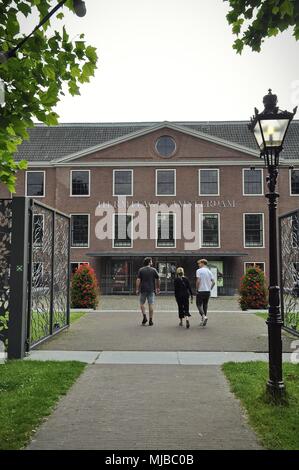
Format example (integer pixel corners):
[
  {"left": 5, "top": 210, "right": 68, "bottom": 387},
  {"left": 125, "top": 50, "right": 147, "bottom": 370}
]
[{"left": 2, "top": 120, "right": 299, "bottom": 294}]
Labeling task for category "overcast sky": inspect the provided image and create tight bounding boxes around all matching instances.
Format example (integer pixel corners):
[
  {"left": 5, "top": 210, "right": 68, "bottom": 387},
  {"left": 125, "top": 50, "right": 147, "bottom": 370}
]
[{"left": 34, "top": 0, "right": 299, "bottom": 122}]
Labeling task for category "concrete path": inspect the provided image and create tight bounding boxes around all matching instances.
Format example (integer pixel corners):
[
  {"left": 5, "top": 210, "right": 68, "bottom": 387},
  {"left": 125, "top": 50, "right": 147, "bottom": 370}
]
[
  {"left": 24, "top": 350, "right": 293, "bottom": 364},
  {"left": 26, "top": 296, "right": 295, "bottom": 450},
  {"left": 37, "top": 310, "right": 293, "bottom": 352},
  {"left": 27, "top": 365, "right": 262, "bottom": 450}
]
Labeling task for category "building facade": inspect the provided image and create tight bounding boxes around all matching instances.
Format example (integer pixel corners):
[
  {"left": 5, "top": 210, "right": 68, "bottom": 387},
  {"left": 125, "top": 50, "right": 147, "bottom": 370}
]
[{"left": 2, "top": 120, "right": 299, "bottom": 294}]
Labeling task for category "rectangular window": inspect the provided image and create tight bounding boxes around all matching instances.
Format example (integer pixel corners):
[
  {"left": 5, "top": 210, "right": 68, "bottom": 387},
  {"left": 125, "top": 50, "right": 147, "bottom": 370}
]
[
  {"left": 113, "top": 214, "right": 132, "bottom": 248},
  {"left": 244, "top": 214, "right": 264, "bottom": 247},
  {"left": 71, "top": 170, "right": 90, "bottom": 196},
  {"left": 113, "top": 170, "right": 133, "bottom": 196},
  {"left": 156, "top": 170, "right": 175, "bottom": 196},
  {"left": 243, "top": 169, "right": 263, "bottom": 195},
  {"left": 244, "top": 262, "right": 265, "bottom": 273},
  {"left": 33, "top": 214, "right": 44, "bottom": 247},
  {"left": 292, "top": 214, "right": 299, "bottom": 247},
  {"left": 26, "top": 171, "right": 45, "bottom": 197},
  {"left": 32, "top": 262, "right": 43, "bottom": 287},
  {"left": 71, "top": 262, "right": 89, "bottom": 275},
  {"left": 290, "top": 169, "right": 299, "bottom": 195},
  {"left": 202, "top": 214, "right": 219, "bottom": 247},
  {"left": 199, "top": 169, "right": 219, "bottom": 195},
  {"left": 156, "top": 213, "right": 175, "bottom": 247},
  {"left": 71, "top": 214, "right": 89, "bottom": 247}
]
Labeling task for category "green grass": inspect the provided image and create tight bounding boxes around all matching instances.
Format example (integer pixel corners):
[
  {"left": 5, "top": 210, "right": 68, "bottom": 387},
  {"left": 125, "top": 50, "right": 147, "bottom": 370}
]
[
  {"left": 70, "top": 311, "right": 86, "bottom": 323},
  {"left": 30, "top": 311, "right": 86, "bottom": 343},
  {"left": 223, "top": 362, "right": 299, "bottom": 450},
  {"left": 0, "top": 360, "right": 85, "bottom": 450}
]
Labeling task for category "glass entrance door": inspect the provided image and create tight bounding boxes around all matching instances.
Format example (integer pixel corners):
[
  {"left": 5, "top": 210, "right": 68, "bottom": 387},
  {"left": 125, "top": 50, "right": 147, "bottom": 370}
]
[
  {"left": 111, "top": 260, "right": 132, "bottom": 293},
  {"left": 156, "top": 261, "right": 177, "bottom": 293}
]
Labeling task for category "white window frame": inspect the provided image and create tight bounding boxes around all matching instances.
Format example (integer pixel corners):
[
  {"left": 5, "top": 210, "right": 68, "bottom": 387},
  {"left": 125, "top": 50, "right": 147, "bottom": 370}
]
[
  {"left": 200, "top": 213, "right": 220, "bottom": 248},
  {"left": 70, "top": 169, "right": 91, "bottom": 197},
  {"left": 112, "top": 213, "right": 133, "bottom": 249},
  {"left": 198, "top": 169, "right": 220, "bottom": 196},
  {"left": 155, "top": 169, "right": 176, "bottom": 197},
  {"left": 242, "top": 168, "right": 264, "bottom": 196},
  {"left": 243, "top": 213, "right": 265, "bottom": 249},
  {"left": 70, "top": 213, "right": 90, "bottom": 249},
  {"left": 155, "top": 212, "right": 176, "bottom": 248},
  {"left": 70, "top": 261, "right": 90, "bottom": 273},
  {"left": 289, "top": 168, "right": 299, "bottom": 196},
  {"left": 25, "top": 170, "right": 46, "bottom": 198},
  {"left": 244, "top": 262, "right": 265, "bottom": 274},
  {"left": 113, "top": 169, "right": 133, "bottom": 197}
]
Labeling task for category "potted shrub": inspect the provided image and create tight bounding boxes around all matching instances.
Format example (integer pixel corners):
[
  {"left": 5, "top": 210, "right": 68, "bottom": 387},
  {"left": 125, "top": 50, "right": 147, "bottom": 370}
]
[
  {"left": 239, "top": 266, "right": 268, "bottom": 311},
  {"left": 71, "top": 264, "right": 100, "bottom": 309}
]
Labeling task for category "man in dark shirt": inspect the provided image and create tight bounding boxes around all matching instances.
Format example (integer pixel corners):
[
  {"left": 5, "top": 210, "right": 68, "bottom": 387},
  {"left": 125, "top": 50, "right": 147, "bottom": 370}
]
[{"left": 136, "top": 257, "right": 160, "bottom": 326}]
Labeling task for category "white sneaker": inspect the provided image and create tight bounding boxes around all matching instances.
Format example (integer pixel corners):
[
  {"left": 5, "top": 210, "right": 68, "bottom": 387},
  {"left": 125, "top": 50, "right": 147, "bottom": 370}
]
[
  {"left": 203, "top": 316, "right": 208, "bottom": 326},
  {"left": 199, "top": 315, "right": 204, "bottom": 326}
]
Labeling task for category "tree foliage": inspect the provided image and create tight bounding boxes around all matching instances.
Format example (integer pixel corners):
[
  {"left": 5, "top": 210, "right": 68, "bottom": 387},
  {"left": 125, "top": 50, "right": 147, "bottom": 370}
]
[
  {"left": 239, "top": 266, "right": 268, "bottom": 310},
  {"left": 0, "top": 0, "right": 98, "bottom": 191},
  {"left": 225, "top": 0, "right": 299, "bottom": 53}
]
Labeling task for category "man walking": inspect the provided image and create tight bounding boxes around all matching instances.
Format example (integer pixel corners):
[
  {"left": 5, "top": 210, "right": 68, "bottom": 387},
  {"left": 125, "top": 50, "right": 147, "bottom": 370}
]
[
  {"left": 136, "top": 257, "right": 160, "bottom": 326},
  {"left": 196, "top": 259, "right": 215, "bottom": 327}
]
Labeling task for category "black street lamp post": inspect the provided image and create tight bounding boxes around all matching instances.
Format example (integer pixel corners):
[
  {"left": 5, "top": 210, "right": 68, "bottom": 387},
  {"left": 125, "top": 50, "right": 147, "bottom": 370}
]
[
  {"left": 0, "top": 0, "right": 86, "bottom": 63},
  {"left": 249, "top": 90, "right": 297, "bottom": 400}
]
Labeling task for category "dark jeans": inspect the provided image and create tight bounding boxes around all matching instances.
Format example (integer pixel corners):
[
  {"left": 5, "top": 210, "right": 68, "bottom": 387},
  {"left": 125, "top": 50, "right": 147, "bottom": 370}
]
[
  {"left": 196, "top": 291, "right": 210, "bottom": 316},
  {"left": 175, "top": 295, "right": 191, "bottom": 319}
]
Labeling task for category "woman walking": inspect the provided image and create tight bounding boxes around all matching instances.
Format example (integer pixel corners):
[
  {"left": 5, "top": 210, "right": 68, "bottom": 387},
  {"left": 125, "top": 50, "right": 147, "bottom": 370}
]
[{"left": 174, "top": 267, "right": 193, "bottom": 328}]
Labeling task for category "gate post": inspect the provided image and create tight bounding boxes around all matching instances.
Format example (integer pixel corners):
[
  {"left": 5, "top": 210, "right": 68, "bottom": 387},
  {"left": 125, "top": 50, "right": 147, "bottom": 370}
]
[{"left": 8, "top": 197, "right": 31, "bottom": 359}]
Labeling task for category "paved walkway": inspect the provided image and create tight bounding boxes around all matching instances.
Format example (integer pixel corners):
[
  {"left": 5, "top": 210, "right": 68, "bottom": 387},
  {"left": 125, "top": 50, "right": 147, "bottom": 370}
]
[
  {"left": 37, "top": 309, "right": 293, "bottom": 352},
  {"left": 25, "top": 296, "right": 296, "bottom": 450},
  {"left": 27, "top": 365, "right": 261, "bottom": 450}
]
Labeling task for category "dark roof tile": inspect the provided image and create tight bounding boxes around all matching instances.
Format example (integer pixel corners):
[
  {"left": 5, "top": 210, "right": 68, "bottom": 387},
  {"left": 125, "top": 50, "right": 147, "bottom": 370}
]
[{"left": 15, "top": 121, "right": 299, "bottom": 161}]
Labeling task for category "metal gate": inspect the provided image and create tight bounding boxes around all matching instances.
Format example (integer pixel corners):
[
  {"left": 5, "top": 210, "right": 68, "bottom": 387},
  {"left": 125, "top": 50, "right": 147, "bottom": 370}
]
[
  {"left": 279, "top": 209, "right": 299, "bottom": 336},
  {"left": 0, "top": 197, "right": 71, "bottom": 358}
]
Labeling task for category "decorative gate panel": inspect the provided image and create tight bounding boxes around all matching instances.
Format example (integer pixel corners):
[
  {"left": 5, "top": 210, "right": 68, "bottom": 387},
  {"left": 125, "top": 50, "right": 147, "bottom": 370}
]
[
  {"left": 29, "top": 201, "right": 70, "bottom": 347},
  {"left": 279, "top": 209, "right": 299, "bottom": 336},
  {"left": 0, "top": 200, "right": 12, "bottom": 349}
]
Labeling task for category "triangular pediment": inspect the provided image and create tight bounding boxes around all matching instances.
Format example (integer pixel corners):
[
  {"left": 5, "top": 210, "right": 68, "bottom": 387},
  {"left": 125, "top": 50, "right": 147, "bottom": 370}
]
[{"left": 53, "top": 121, "right": 260, "bottom": 165}]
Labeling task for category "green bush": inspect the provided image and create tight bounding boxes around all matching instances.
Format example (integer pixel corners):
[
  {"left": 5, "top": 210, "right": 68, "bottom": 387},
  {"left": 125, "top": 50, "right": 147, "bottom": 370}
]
[
  {"left": 239, "top": 266, "right": 268, "bottom": 310},
  {"left": 71, "top": 264, "right": 99, "bottom": 309}
]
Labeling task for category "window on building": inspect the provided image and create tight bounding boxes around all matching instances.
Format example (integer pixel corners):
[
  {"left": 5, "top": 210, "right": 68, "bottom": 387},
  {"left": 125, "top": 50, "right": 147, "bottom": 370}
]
[
  {"left": 26, "top": 171, "right": 45, "bottom": 197},
  {"left": 202, "top": 214, "right": 219, "bottom": 247},
  {"left": 290, "top": 169, "right": 299, "bottom": 195},
  {"left": 71, "top": 170, "right": 90, "bottom": 196},
  {"left": 244, "top": 262, "right": 265, "bottom": 273},
  {"left": 243, "top": 169, "right": 263, "bottom": 195},
  {"left": 156, "top": 170, "right": 175, "bottom": 196},
  {"left": 244, "top": 214, "right": 264, "bottom": 247},
  {"left": 113, "top": 214, "right": 132, "bottom": 248},
  {"left": 292, "top": 214, "right": 299, "bottom": 247},
  {"left": 71, "top": 262, "right": 89, "bottom": 275},
  {"left": 33, "top": 214, "right": 44, "bottom": 247},
  {"left": 32, "top": 262, "right": 43, "bottom": 287},
  {"left": 71, "top": 214, "right": 89, "bottom": 247},
  {"left": 113, "top": 170, "right": 133, "bottom": 196},
  {"left": 199, "top": 169, "right": 219, "bottom": 195},
  {"left": 157, "top": 213, "right": 175, "bottom": 247},
  {"left": 155, "top": 136, "right": 176, "bottom": 157}
]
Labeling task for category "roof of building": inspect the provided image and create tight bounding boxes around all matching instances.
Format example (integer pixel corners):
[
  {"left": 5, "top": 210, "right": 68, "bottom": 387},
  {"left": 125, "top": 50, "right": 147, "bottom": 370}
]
[{"left": 15, "top": 120, "right": 299, "bottom": 162}]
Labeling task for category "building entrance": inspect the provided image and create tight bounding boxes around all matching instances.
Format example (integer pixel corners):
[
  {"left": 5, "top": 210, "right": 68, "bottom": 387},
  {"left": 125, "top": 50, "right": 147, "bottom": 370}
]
[{"left": 156, "top": 260, "right": 177, "bottom": 293}]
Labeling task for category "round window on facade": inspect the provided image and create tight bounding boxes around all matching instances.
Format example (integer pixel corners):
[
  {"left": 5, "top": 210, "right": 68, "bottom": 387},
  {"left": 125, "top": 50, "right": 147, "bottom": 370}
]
[{"left": 155, "top": 136, "right": 176, "bottom": 158}]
